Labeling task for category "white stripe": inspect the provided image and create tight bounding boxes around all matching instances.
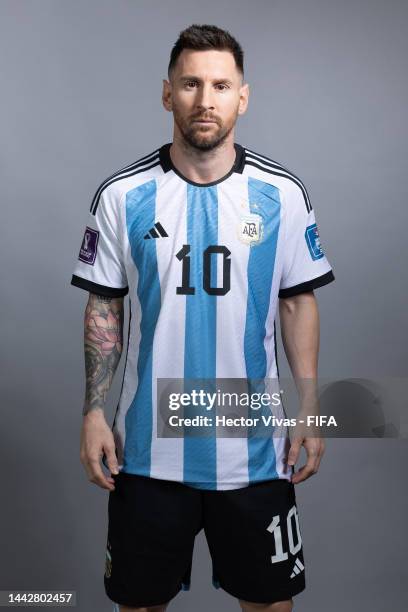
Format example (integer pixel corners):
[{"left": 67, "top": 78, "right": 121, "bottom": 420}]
[
  {"left": 262, "top": 193, "right": 292, "bottom": 481},
  {"left": 215, "top": 176, "right": 251, "bottom": 489},
  {"left": 110, "top": 176, "right": 144, "bottom": 467},
  {"left": 150, "top": 178, "right": 187, "bottom": 482},
  {"left": 296, "top": 558, "right": 305, "bottom": 570}
]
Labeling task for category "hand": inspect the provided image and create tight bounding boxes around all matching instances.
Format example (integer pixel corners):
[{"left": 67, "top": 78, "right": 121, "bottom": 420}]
[
  {"left": 80, "top": 409, "right": 119, "bottom": 491},
  {"left": 287, "top": 436, "right": 325, "bottom": 484}
]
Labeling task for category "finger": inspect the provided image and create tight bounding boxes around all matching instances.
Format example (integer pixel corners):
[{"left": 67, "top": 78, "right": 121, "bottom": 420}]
[
  {"left": 291, "top": 465, "right": 314, "bottom": 484},
  {"left": 305, "top": 438, "right": 325, "bottom": 472},
  {"left": 104, "top": 444, "right": 119, "bottom": 475},
  {"left": 91, "top": 472, "right": 115, "bottom": 491},
  {"left": 291, "top": 456, "right": 318, "bottom": 484},
  {"left": 287, "top": 438, "right": 303, "bottom": 466},
  {"left": 314, "top": 450, "right": 324, "bottom": 473},
  {"left": 86, "top": 458, "right": 115, "bottom": 491},
  {"left": 291, "top": 437, "right": 325, "bottom": 483}
]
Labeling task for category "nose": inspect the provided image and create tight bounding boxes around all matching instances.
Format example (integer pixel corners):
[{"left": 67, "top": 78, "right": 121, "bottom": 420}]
[{"left": 195, "top": 83, "right": 215, "bottom": 111}]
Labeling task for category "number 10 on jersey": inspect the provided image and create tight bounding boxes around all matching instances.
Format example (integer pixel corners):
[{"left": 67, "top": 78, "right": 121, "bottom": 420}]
[{"left": 176, "top": 244, "right": 231, "bottom": 296}]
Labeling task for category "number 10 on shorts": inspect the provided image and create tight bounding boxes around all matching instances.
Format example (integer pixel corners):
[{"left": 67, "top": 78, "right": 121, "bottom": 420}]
[{"left": 267, "top": 505, "right": 302, "bottom": 564}]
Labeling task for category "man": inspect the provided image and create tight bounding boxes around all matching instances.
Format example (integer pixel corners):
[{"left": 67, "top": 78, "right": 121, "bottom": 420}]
[{"left": 71, "top": 24, "right": 334, "bottom": 612}]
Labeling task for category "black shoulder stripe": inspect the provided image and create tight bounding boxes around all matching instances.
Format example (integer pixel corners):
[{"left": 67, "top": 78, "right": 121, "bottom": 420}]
[
  {"left": 101, "top": 147, "right": 161, "bottom": 185},
  {"left": 91, "top": 159, "right": 160, "bottom": 215},
  {"left": 90, "top": 149, "right": 161, "bottom": 215},
  {"left": 245, "top": 148, "right": 287, "bottom": 171},
  {"left": 245, "top": 159, "right": 312, "bottom": 213},
  {"left": 245, "top": 148, "right": 308, "bottom": 183},
  {"left": 245, "top": 151, "right": 312, "bottom": 213},
  {"left": 90, "top": 150, "right": 160, "bottom": 214},
  {"left": 92, "top": 148, "right": 160, "bottom": 206}
]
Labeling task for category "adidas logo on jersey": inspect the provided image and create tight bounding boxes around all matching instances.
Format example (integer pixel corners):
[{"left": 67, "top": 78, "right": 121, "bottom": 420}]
[
  {"left": 144, "top": 222, "right": 169, "bottom": 240},
  {"left": 290, "top": 557, "right": 304, "bottom": 578}
]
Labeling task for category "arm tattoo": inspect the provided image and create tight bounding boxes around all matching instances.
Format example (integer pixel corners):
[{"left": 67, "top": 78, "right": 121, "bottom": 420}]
[{"left": 83, "top": 293, "right": 124, "bottom": 415}]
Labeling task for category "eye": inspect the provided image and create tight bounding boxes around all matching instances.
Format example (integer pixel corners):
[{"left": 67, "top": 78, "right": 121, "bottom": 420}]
[
  {"left": 215, "top": 83, "right": 229, "bottom": 91},
  {"left": 185, "top": 80, "right": 198, "bottom": 88}
]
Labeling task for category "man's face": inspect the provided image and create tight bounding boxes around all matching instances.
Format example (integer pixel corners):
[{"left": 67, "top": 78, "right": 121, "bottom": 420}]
[{"left": 163, "top": 49, "right": 249, "bottom": 151}]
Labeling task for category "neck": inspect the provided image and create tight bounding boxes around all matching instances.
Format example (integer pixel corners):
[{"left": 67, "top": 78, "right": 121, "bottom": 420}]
[{"left": 169, "top": 133, "right": 236, "bottom": 184}]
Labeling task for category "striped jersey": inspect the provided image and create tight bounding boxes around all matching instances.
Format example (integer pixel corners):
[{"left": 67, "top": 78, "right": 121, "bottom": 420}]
[{"left": 71, "top": 142, "right": 335, "bottom": 490}]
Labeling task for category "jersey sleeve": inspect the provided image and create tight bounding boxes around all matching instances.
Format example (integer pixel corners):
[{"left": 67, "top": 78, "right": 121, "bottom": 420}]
[
  {"left": 278, "top": 181, "right": 335, "bottom": 298},
  {"left": 70, "top": 185, "right": 129, "bottom": 298}
]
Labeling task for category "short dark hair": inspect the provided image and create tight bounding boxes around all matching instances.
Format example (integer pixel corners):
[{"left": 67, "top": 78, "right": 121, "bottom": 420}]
[{"left": 168, "top": 24, "right": 244, "bottom": 79}]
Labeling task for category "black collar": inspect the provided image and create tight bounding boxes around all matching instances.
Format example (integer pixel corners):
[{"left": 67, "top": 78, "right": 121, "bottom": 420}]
[{"left": 159, "top": 142, "right": 245, "bottom": 187}]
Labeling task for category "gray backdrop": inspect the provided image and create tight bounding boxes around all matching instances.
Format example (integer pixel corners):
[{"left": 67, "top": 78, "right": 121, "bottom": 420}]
[{"left": 1, "top": 0, "right": 407, "bottom": 610}]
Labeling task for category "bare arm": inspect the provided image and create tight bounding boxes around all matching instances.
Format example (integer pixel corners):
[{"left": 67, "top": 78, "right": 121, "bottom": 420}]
[
  {"left": 279, "top": 291, "right": 319, "bottom": 379},
  {"left": 80, "top": 293, "right": 124, "bottom": 491},
  {"left": 278, "top": 291, "right": 325, "bottom": 484},
  {"left": 83, "top": 293, "right": 124, "bottom": 415}
]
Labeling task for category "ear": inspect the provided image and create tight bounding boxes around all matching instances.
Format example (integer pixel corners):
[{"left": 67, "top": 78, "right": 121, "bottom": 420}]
[
  {"left": 162, "top": 79, "right": 172, "bottom": 112},
  {"left": 238, "top": 82, "right": 249, "bottom": 115}
]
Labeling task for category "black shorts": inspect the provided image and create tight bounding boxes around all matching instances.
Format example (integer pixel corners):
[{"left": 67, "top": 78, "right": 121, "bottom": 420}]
[{"left": 104, "top": 473, "right": 306, "bottom": 608}]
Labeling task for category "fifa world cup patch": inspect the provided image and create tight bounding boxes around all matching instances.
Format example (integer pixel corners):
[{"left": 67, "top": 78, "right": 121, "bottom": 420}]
[
  {"left": 78, "top": 226, "right": 99, "bottom": 265},
  {"left": 238, "top": 213, "right": 263, "bottom": 245},
  {"left": 305, "top": 223, "right": 324, "bottom": 260}
]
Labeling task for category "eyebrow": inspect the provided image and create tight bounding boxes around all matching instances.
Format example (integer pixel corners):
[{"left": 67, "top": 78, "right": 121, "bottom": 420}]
[{"left": 179, "top": 75, "right": 234, "bottom": 85}]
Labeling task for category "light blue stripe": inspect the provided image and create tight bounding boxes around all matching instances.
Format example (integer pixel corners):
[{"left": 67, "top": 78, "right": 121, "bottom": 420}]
[
  {"left": 244, "top": 177, "right": 281, "bottom": 482},
  {"left": 123, "top": 179, "right": 160, "bottom": 475},
  {"left": 183, "top": 185, "right": 218, "bottom": 489}
]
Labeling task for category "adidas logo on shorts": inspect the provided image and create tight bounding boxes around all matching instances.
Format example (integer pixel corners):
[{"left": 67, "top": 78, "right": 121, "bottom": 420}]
[{"left": 290, "top": 557, "right": 304, "bottom": 578}]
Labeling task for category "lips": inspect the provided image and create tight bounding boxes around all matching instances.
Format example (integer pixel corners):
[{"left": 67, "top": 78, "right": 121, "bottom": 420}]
[{"left": 193, "top": 118, "right": 217, "bottom": 123}]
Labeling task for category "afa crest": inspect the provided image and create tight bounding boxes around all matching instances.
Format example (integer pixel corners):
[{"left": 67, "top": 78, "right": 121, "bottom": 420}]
[
  {"left": 238, "top": 213, "right": 263, "bottom": 245},
  {"left": 305, "top": 223, "right": 324, "bottom": 260}
]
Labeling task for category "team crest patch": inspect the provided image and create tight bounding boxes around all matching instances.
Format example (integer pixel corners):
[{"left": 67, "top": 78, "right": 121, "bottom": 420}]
[
  {"left": 238, "top": 213, "right": 263, "bottom": 245},
  {"left": 305, "top": 223, "right": 324, "bottom": 260},
  {"left": 78, "top": 226, "right": 99, "bottom": 265}
]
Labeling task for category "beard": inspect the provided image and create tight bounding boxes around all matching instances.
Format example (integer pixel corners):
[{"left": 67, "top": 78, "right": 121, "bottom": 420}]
[{"left": 172, "top": 104, "right": 238, "bottom": 152}]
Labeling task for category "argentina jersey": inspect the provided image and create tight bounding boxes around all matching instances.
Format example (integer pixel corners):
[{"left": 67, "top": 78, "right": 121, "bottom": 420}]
[{"left": 71, "top": 143, "right": 335, "bottom": 490}]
